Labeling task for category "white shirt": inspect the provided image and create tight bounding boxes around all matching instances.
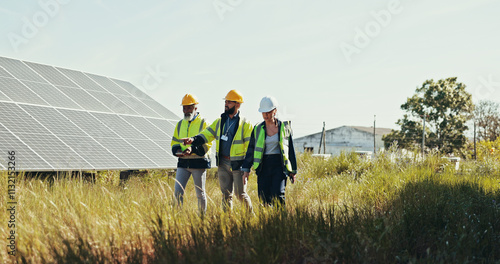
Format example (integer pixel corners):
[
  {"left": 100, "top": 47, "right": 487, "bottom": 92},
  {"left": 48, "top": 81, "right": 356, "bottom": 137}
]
[{"left": 264, "top": 133, "right": 280, "bottom": 154}]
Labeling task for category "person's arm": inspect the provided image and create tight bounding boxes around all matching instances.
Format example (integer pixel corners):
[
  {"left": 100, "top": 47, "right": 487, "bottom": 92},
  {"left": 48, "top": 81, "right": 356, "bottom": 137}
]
[
  {"left": 171, "top": 121, "right": 183, "bottom": 156},
  {"left": 287, "top": 126, "right": 297, "bottom": 184},
  {"left": 241, "top": 123, "right": 256, "bottom": 185},
  {"left": 182, "top": 119, "right": 219, "bottom": 146},
  {"left": 200, "top": 119, "right": 213, "bottom": 154},
  {"left": 289, "top": 134, "right": 297, "bottom": 174},
  {"left": 241, "top": 128, "right": 256, "bottom": 172},
  {"left": 191, "top": 145, "right": 206, "bottom": 156},
  {"left": 191, "top": 118, "right": 213, "bottom": 156}
]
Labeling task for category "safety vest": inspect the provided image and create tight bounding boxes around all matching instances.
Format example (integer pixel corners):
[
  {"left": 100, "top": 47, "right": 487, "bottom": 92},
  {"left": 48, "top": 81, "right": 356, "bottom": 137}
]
[
  {"left": 171, "top": 114, "right": 211, "bottom": 159},
  {"left": 252, "top": 121, "right": 293, "bottom": 173},
  {"left": 199, "top": 114, "right": 253, "bottom": 163}
]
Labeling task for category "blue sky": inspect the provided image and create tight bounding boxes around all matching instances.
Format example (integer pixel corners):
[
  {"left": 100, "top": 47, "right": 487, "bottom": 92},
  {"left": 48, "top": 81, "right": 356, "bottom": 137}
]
[{"left": 1, "top": 0, "right": 499, "bottom": 137}]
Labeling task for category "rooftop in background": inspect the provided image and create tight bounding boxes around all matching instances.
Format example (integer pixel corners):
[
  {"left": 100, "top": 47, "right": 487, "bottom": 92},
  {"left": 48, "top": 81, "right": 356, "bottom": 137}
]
[
  {"left": 294, "top": 125, "right": 393, "bottom": 156},
  {"left": 295, "top": 126, "right": 393, "bottom": 140}
]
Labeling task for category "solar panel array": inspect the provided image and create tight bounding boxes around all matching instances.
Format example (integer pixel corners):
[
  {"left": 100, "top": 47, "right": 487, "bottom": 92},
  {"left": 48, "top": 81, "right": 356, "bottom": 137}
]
[{"left": 0, "top": 56, "right": 179, "bottom": 171}]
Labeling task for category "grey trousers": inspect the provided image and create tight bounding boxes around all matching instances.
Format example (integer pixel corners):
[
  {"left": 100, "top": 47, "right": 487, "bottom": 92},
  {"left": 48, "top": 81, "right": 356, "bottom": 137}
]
[
  {"left": 218, "top": 159, "right": 253, "bottom": 211},
  {"left": 174, "top": 167, "right": 207, "bottom": 213}
]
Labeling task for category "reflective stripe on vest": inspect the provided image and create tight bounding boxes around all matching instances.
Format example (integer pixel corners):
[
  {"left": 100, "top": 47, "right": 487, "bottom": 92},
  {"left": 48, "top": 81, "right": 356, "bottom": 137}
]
[
  {"left": 174, "top": 115, "right": 207, "bottom": 159},
  {"left": 253, "top": 121, "right": 293, "bottom": 173},
  {"left": 202, "top": 116, "right": 250, "bottom": 161},
  {"left": 229, "top": 117, "right": 250, "bottom": 160}
]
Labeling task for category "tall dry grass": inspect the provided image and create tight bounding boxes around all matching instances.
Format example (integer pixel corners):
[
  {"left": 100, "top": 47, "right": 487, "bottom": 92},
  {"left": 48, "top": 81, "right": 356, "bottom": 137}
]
[{"left": 1, "top": 151, "right": 499, "bottom": 263}]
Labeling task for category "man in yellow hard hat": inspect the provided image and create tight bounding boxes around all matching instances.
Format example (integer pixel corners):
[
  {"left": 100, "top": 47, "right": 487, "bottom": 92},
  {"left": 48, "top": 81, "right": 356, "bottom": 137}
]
[
  {"left": 182, "top": 90, "right": 253, "bottom": 211},
  {"left": 171, "top": 94, "right": 212, "bottom": 214}
]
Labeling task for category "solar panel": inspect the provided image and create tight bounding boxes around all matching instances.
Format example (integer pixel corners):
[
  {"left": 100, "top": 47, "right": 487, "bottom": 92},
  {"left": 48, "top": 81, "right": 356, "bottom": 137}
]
[
  {"left": 56, "top": 86, "right": 112, "bottom": 112},
  {"left": 0, "top": 57, "right": 47, "bottom": 83},
  {"left": 141, "top": 99, "right": 179, "bottom": 120},
  {"left": 114, "top": 94, "right": 162, "bottom": 118},
  {"left": 24, "top": 61, "right": 79, "bottom": 88},
  {"left": 17, "top": 133, "right": 92, "bottom": 170},
  {"left": 86, "top": 73, "right": 131, "bottom": 96},
  {"left": 0, "top": 89, "right": 11, "bottom": 101},
  {"left": 20, "top": 81, "right": 82, "bottom": 109},
  {"left": 0, "top": 125, "right": 53, "bottom": 170},
  {"left": 93, "top": 137, "right": 157, "bottom": 168},
  {"left": 0, "top": 56, "right": 179, "bottom": 171},
  {"left": 0, "top": 77, "right": 48, "bottom": 105},
  {"left": 156, "top": 140, "right": 172, "bottom": 152},
  {"left": 127, "top": 139, "right": 175, "bottom": 167},
  {"left": 90, "top": 112, "right": 147, "bottom": 139},
  {"left": 120, "top": 115, "right": 171, "bottom": 141},
  {"left": 57, "top": 109, "right": 119, "bottom": 138},
  {"left": 0, "top": 66, "right": 14, "bottom": 78},
  {"left": 58, "top": 135, "right": 127, "bottom": 169},
  {"left": 110, "top": 78, "right": 154, "bottom": 100},
  {"left": 56, "top": 67, "right": 108, "bottom": 92},
  {"left": 19, "top": 105, "right": 88, "bottom": 136},
  {"left": 0, "top": 102, "right": 52, "bottom": 134},
  {"left": 146, "top": 118, "right": 176, "bottom": 137},
  {"left": 87, "top": 90, "right": 139, "bottom": 115}
]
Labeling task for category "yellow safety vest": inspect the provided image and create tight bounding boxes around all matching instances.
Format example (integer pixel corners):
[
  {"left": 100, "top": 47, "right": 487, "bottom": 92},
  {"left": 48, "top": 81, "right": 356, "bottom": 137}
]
[
  {"left": 171, "top": 114, "right": 211, "bottom": 159},
  {"left": 199, "top": 115, "right": 253, "bottom": 163},
  {"left": 252, "top": 121, "right": 293, "bottom": 173}
]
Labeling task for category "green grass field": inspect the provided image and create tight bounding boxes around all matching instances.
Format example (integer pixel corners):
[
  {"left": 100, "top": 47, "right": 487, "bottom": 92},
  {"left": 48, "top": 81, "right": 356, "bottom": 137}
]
[{"left": 1, "top": 152, "right": 499, "bottom": 263}]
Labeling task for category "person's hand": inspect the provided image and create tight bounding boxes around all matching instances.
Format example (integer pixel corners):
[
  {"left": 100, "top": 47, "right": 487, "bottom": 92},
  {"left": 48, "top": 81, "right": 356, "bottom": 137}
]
[
  {"left": 242, "top": 171, "right": 250, "bottom": 185},
  {"left": 289, "top": 173, "right": 296, "bottom": 184},
  {"left": 182, "top": 147, "right": 192, "bottom": 156},
  {"left": 181, "top": 137, "right": 194, "bottom": 145}
]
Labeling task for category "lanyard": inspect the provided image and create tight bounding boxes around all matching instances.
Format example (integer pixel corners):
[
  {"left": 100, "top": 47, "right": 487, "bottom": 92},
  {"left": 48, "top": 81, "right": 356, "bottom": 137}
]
[{"left": 224, "top": 117, "right": 236, "bottom": 136}]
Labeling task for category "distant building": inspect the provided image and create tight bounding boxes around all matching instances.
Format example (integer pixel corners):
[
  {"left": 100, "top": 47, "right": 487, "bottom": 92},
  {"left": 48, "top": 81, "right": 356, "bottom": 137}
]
[{"left": 294, "top": 126, "right": 393, "bottom": 156}]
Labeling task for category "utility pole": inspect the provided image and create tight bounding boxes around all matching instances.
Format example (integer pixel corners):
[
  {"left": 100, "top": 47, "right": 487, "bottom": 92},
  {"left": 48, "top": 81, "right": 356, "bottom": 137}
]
[
  {"left": 373, "top": 115, "right": 376, "bottom": 154},
  {"left": 422, "top": 114, "right": 426, "bottom": 156},
  {"left": 318, "top": 122, "right": 325, "bottom": 154},
  {"left": 322, "top": 122, "right": 326, "bottom": 154},
  {"left": 474, "top": 121, "right": 477, "bottom": 160}
]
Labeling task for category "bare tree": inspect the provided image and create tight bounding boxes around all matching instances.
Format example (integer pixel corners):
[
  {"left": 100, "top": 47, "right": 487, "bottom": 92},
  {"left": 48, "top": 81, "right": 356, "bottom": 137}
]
[{"left": 473, "top": 100, "right": 500, "bottom": 141}]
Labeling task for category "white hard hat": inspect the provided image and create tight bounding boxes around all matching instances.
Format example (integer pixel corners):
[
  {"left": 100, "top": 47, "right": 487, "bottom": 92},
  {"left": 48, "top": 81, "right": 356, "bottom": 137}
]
[{"left": 258, "top": 96, "right": 279, "bottom": 112}]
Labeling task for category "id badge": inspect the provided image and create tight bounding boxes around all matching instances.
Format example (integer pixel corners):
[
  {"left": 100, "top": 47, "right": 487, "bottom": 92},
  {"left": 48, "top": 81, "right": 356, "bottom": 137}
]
[{"left": 221, "top": 135, "right": 229, "bottom": 141}]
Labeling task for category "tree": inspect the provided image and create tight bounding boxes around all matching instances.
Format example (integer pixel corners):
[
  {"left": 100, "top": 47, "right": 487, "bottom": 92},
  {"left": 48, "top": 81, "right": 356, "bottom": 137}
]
[
  {"left": 382, "top": 114, "right": 426, "bottom": 150},
  {"left": 383, "top": 77, "right": 474, "bottom": 154},
  {"left": 473, "top": 100, "right": 500, "bottom": 141}
]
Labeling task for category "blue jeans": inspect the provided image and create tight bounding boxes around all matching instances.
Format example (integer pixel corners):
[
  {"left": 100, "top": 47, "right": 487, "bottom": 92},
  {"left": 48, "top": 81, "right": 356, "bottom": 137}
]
[
  {"left": 174, "top": 167, "right": 207, "bottom": 213},
  {"left": 257, "top": 154, "right": 287, "bottom": 206}
]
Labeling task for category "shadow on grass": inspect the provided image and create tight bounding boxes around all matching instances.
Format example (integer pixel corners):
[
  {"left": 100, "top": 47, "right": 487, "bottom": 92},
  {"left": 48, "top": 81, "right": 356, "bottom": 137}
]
[
  {"left": 30, "top": 180, "right": 499, "bottom": 263},
  {"left": 386, "top": 180, "right": 500, "bottom": 263}
]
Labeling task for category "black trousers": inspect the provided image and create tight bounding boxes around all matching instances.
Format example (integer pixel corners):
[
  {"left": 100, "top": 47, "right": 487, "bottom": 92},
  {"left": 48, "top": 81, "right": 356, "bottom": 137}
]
[{"left": 257, "top": 154, "right": 287, "bottom": 205}]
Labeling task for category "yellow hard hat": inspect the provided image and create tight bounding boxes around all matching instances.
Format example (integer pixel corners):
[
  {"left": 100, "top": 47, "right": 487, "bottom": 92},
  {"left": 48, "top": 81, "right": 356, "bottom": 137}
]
[
  {"left": 181, "top": 94, "right": 199, "bottom": 106},
  {"left": 224, "top": 90, "right": 244, "bottom": 103}
]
